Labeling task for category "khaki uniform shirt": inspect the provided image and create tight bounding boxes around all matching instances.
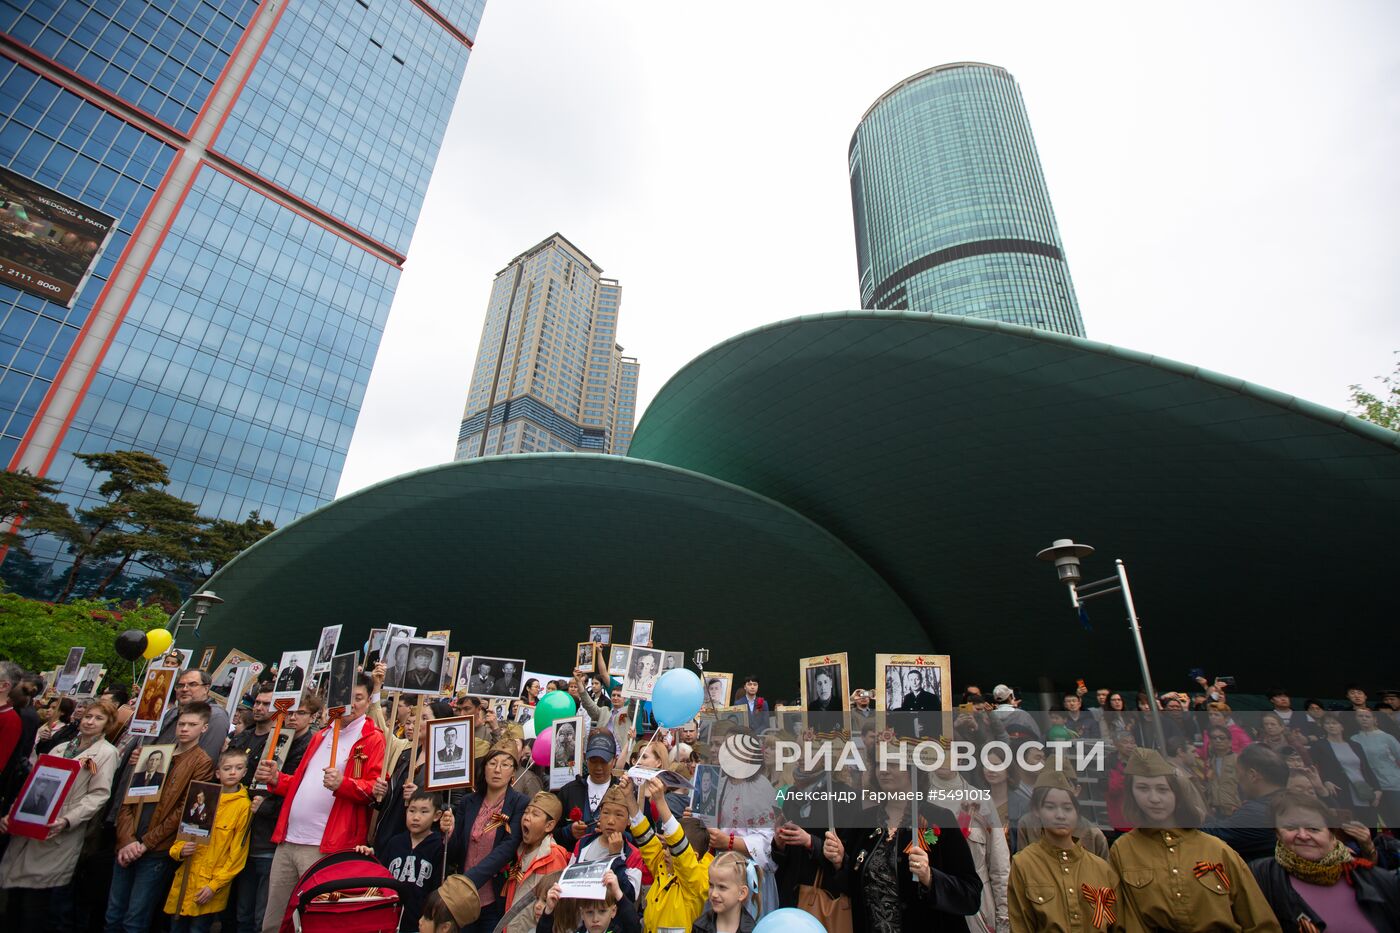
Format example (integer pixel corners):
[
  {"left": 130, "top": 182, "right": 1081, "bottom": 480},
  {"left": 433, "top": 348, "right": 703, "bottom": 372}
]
[
  {"left": 1108, "top": 828, "right": 1281, "bottom": 932},
  {"left": 1009, "top": 835, "right": 1120, "bottom": 932}
]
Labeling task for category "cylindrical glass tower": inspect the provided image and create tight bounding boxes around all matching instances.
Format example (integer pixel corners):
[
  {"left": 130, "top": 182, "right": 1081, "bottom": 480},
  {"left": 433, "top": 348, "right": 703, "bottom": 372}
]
[{"left": 849, "top": 62, "right": 1085, "bottom": 336}]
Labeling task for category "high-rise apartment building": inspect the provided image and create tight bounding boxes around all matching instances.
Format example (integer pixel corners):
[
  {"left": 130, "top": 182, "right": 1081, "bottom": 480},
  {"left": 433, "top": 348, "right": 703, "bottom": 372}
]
[
  {"left": 0, "top": 0, "right": 486, "bottom": 589},
  {"left": 849, "top": 62, "right": 1085, "bottom": 336},
  {"left": 455, "top": 234, "right": 638, "bottom": 458}
]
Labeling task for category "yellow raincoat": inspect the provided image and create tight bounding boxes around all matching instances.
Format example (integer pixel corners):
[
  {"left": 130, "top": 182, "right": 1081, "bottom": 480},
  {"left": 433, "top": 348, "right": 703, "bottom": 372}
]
[{"left": 164, "top": 786, "right": 251, "bottom": 917}]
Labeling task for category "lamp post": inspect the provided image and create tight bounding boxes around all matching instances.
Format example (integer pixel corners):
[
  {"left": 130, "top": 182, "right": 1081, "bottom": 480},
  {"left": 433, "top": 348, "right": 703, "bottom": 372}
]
[
  {"left": 172, "top": 589, "right": 224, "bottom": 639},
  {"left": 1035, "top": 539, "right": 1168, "bottom": 753}
]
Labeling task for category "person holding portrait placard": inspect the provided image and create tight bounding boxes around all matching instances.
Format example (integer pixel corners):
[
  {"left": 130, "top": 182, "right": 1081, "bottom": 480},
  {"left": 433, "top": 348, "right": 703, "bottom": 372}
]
[
  {"left": 440, "top": 740, "right": 528, "bottom": 933},
  {"left": 164, "top": 750, "right": 251, "bottom": 926}
]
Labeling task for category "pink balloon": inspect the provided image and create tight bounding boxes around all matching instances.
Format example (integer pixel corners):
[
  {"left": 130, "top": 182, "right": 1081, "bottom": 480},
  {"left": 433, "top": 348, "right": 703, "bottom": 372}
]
[{"left": 531, "top": 724, "right": 553, "bottom": 768}]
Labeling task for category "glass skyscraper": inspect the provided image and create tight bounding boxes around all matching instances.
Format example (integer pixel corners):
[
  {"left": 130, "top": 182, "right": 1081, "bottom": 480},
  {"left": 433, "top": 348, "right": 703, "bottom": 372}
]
[
  {"left": 455, "top": 233, "right": 639, "bottom": 458},
  {"left": 0, "top": 0, "right": 486, "bottom": 590},
  {"left": 849, "top": 62, "right": 1085, "bottom": 336}
]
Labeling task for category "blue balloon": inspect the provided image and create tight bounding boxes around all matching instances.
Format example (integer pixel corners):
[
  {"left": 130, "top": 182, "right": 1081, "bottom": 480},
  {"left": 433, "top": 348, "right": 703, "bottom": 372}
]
[
  {"left": 754, "top": 908, "right": 825, "bottom": 933},
  {"left": 649, "top": 668, "right": 703, "bottom": 728}
]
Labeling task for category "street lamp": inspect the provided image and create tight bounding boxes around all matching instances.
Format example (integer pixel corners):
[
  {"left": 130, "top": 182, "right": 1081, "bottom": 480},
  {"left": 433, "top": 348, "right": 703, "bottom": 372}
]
[
  {"left": 1035, "top": 539, "right": 1168, "bottom": 753},
  {"left": 172, "top": 589, "right": 224, "bottom": 639}
]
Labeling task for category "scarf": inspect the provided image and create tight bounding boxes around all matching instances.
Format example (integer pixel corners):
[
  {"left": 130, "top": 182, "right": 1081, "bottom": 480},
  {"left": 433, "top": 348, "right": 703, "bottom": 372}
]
[{"left": 1275, "top": 839, "right": 1368, "bottom": 887}]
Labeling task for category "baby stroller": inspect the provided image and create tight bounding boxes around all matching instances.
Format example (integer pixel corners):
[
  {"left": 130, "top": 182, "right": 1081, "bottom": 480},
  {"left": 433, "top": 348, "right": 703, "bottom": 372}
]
[{"left": 277, "top": 850, "right": 412, "bottom": 933}]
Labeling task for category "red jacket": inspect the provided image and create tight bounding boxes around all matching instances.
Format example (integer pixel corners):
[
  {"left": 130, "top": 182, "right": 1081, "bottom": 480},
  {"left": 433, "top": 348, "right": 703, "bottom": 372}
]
[{"left": 269, "top": 716, "right": 385, "bottom": 853}]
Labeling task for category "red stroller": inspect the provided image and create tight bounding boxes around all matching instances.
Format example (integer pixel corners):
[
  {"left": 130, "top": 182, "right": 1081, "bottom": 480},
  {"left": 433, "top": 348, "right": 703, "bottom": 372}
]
[{"left": 277, "top": 850, "right": 412, "bottom": 933}]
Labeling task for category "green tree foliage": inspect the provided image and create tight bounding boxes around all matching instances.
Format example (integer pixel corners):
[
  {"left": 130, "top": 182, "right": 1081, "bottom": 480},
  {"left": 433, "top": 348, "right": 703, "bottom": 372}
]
[
  {"left": 0, "top": 586, "right": 170, "bottom": 684},
  {"left": 195, "top": 510, "right": 277, "bottom": 575},
  {"left": 1348, "top": 352, "right": 1400, "bottom": 432},
  {"left": 0, "top": 468, "right": 76, "bottom": 549}
]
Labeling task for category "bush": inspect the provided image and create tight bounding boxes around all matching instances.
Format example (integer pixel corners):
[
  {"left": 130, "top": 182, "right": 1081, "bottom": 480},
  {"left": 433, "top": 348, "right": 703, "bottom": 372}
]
[{"left": 0, "top": 587, "right": 171, "bottom": 687}]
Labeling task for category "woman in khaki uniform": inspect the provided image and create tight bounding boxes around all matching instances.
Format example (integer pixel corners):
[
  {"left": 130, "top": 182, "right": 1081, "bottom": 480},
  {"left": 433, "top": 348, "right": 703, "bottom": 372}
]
[
  {"left": 1009, "top": 769, "right": 1120, "bottom": 932},
  {"left": 1108, "top": 749, "right": 1280, "bottom": 932}
]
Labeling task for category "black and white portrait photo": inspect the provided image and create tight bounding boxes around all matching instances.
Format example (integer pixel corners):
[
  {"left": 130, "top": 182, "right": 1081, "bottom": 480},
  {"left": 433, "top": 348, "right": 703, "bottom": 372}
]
[
  {"left": 177, "top": 781, "right": 220, "bottom": 842},
  {"left": 690, "top": 763, "right": 723, "bottom": 825},
  {"left": 876, "top": 654, "right": 951, "bottom": 740},
  {"left": 464, "top": 657, "right": 525, "bottom": 699},
  {"left": 72, "top": 663, "right": 103, "bottom": 698},
  {"left": 19, "top": 775, "right": 60, "bottom": 817},
  {"left": 608, "top": 645, "right": 630, "bottom": 677},
  {"left": 703, "top": 673, "right": 733, "bottom": 712},
  {"left": 381, "top": 623, "right": 417, "bottom": 685},
  {"left": 384, "top": 638, "right": 446, "bottom": 695},
  {"left": 588, "top": 625, "right": 612, "bottom": 647},
  {"left": 55, "top": 646, "right": 84, "bottom": 694},
  {"left": 313, "top": 624, "right": 342, "bottom": 674},
  {"left": 575, "top": 642, "right": 595, "bottom": 673},
  {"left": 272, "top": 650, "right": 312, "bottom": 703},
  {"left": 124, "top": 744, "right": 175, "bottom": 803},
  {"left": 552, "top": 718, "right": 577, "bottom": 768},
  {"left": 425, "top": 717, "right": 474, "bottom": 791},
  {"left": 663, "top": 651, "right": 683, "bottom": 673},
  {"left": 327, "top": 651, "right": 359, "bottom": 709},
  {"left": 800, "top": 653, "right": 849, "bottom": 713},
  {"left": 9, "top": 758, "right": 80, "bottom": 836},
  {"left": 630, "top": 619, "right": 653, "bottom": 647},
  {"left": 622, "top": 647, "right": 664, "bottom": 700}
]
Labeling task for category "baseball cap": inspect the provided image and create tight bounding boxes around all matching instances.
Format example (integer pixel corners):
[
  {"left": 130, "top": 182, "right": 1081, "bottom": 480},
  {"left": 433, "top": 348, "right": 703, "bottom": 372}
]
[
  {"left": 586, "top": 731, "right": 617, "bottom": 761},
  {"left": 991, "top": 684, "right": 1014, "bottom": 702}
]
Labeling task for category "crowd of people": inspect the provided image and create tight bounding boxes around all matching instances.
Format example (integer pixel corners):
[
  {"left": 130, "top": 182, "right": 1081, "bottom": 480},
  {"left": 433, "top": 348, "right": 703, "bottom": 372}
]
[{"left": 0, "top": 651, "right": 1397, "bottom": 932}]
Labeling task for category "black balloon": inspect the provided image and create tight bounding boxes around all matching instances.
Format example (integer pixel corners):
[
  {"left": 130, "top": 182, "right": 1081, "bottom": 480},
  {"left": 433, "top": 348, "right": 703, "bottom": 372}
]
[{"left": 114, "top": 629, "right": 148, "bottom": 661}]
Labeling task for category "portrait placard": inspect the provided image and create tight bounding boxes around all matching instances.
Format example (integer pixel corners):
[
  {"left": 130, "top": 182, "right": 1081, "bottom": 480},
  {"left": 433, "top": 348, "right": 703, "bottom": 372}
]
[
  {"left": 425, "top": 629, "right": 451, "bottom": 646},
  {"left": 463, "top": 656, "right": 525, "bottom": 699},
  {"left": 424, "top": 717, "right": 474, "bottom": 791},
  {"left": 381, "top": 624, "right": 419, "bottom": 687},
  {"left": 662, "top": 651, "right": 684, "bottom": 673},
  {"left": 385, "top": 638, "right": 449, "bottom": 695},
  {"left": 574, "top": 642, "right": 596, "bottom": 674},
  {"left": 588, "top": 625, "right": 612, "bottom": 647},
  {"left": 124, "top": 744, "right": 176, "bottom": 803},
  {"left": 271, "top": 650, "right": 312, "bottom": 705},
  {"left": 220, "top": 665, "right": 254, "bottom": 725},
  {"left": 363, "top": 628, "right": 388, "bottom": 667},
  {"left": 209, "top": 650, "right": 261, "bottom": 708},
  {"left": 875, "top": 653, "right": 951, "bottom": 742},
  {"left": 7, "top": 755, "right": 81, "bottom": 839},
  {"left": 622, "top": 647, "right": 664, "bottom": 700},
  {"left": 313, "top": 625, "right": 341, "bottom": 674},
  {"left": 630, "top": 620, "right": 653, "bottom": 647},
  {"left": 176, "top": 780, "right": 221, "bottom": 843},
  {"left": 549, "top": 713, "right": 586, "bottom": 790},
  {"left": 327, "top": 651, "right": 359, "bottom": 710},
  {"left": 55, "top": 646, "right": 85, "bottom": 694},
  {"left": 197, "top": 647, "right": 217, "bottom": 672},
  {"left": 799, "top": 653, "right": 849, "bottom": 713},
  {"left": 608, "top": 644, "right": 630, "bottom": 678},
  {"left": 72, "top": 663, "right": 104, "bottom": 698},
  {"left": 440, "top": 651, "right": 459, "bottom": 695},
  {"left": 701, "top": 672, "right": 733, "bottom": 712},
  {"left": 558, "top": 860, "right": 611, "bottom": 900},
  {"left": 129, "top": 666, "right": 177, "bottom": 736},
  {"left": 689, "top": 763, "right": 724, "bottom": 826}
]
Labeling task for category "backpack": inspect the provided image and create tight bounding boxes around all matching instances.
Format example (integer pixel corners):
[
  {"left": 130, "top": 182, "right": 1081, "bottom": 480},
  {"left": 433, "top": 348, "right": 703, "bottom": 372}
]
[{"left": 277, "top": 850, "right": 412, "bottom": 933}]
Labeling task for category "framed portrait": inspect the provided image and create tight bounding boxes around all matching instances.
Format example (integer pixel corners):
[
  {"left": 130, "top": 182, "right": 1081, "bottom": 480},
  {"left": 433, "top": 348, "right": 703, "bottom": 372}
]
[
  {"left": 689, "top": 763, "right": 724, "bottom": 826},
  {"left": 129, "top": 665, "right": 177, "bottom": 736},
  {"left": 156, "top": 648, "right": 191, "bottom": 671},
  {"left": 875, "top": 653, "right": 951, "bottom": 742},
  {"left": 621, "top": 647, "right": 664, "bottom": 700},
  {"left": 383, "top": 638, "right": 447, "bottom": 695},
  {"left": 440, "top": 651, "right": 459, "bottom": 695},
  {"left": 424, "top": 717, "right": 474, "bottom": 791},
  {"left": 72, "top": 663, "right": 104, "bottom": 699},
  {"left": 381, "top": 625, "right": 420, "bottom": 688},
  {"left": 701, "top": 672, "right": 733, "bottom": 712},
  {"left": 363, "top": 628, "right": 388, "bottom": 666},
  {"left": 124, "top": 743, "right": 176, "bottom": 803},
  {"left": 55, "top": 646, "right": 85, "bottom": 694},
  {"left": 209, "top": 650, "right": 260, "bottom": 707},
  {"left": 630, "top": 620, "right": 653, "bottom": 647},
  {"left": 558, "top": 860, "right": 611, "bottom": 900},
  {"left": 574, "top": 642, "right": 596, "bottom": 674},
  {"left": 799, "top": 653, "right": 850, "bottom": 713},
  {"left": 463, "top": 656, "right": 526, "bottom": 699},
  {"left": 312, "top": 625, "right": 341, "bottom": 674},
  {"left": 588, "top": 625, "right": 612, "bottom": 647},
  {"left": 327, "top": 651, "right": 359, "bottom": 710},
  {"left": 271, "top": 650, "right": 313, "bottom": 705},
  {"left": 252, "top": 727, "right": 294, "bottom": 791},
  {"left": 425, "top": 629, "right": 451, "bottom": 646},
  {"left": 608, "top": 644, "right": 631, "bottom": 678},
  {"left": 549, "top": 712, "right": 586, "bottom": 789},
  {"left": 455, "top": 655, "right": 472, "bottom": 693},
  {"left": 662, "top": 651, "right": 684, "bottom": 674},
  {"left": 220, "top": 665, "right": 255, "bottom": 725},
  {"left": 7, "top": 755, "right": 81, "bottom": 839},
  {"left": 197, "top": 647, "right": 218, "bottom": 673},
  {"left": 176, "top": 780, "right": 221, "bottom": 843}
]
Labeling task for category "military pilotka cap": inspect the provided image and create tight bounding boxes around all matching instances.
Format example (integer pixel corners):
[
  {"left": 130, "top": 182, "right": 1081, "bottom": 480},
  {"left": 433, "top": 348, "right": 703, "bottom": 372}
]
[
  {"left": 1123, "top": 748, "right": 1175, "bottom": 777},
  {"left": 481, "top": 738, "right": 518, "bottom": 767},
  {"left": 599, "top": 784, "right": 632, "bottom": 815},
  {"left": 1033, "top": 768, "right": 1076, "bottom": 793},
  {"left": 437, "top": 875, "right": 482, "bottom": 925},
  {"left": 529, "top": 791, "right": 563, "bottom": 822}
]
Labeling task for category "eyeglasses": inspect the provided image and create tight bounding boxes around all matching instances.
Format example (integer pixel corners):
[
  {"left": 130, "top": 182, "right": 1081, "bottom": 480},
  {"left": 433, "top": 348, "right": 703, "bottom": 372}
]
[
  {"left": 289, "top": 709, "right": 312, "bottom": 717},
  {"left": 176, "top": 680, "right": 202, "bottom": 690}
]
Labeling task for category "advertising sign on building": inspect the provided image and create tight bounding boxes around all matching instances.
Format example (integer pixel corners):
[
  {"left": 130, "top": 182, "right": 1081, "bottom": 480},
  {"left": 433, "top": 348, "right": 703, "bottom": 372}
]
[{"left": 0, "top": 165, "right": 117, "bottom": 307}]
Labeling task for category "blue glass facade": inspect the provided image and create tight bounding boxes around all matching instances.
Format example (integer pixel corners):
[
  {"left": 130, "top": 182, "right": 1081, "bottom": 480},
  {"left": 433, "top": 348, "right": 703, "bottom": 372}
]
[
  {"left": 1, "top": 0, "right": 259, "bottom": 132},
  {"left": 0, "top": 62, "right": 176, "bottom": 464},
  {"left": 850, "top": 63, "right": 1085, "bottom": 336},
  {"left": 1, "top": 0, "right": 488, "bottom": 594}
]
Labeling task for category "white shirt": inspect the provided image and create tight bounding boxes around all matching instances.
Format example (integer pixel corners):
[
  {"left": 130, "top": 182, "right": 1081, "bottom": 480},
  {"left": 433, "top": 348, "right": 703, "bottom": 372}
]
[
  {"left": 586, "top": 777, "right": 610, "bottom": 814},
  {"left": 285, "top": 715, "right": 366, "bottom": 845}
]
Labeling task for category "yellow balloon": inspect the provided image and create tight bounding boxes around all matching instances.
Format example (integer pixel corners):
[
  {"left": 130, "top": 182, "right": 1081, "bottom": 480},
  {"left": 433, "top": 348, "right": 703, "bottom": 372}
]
[{"left": 142, "top": 628, "right": 173, "bottom": 659}]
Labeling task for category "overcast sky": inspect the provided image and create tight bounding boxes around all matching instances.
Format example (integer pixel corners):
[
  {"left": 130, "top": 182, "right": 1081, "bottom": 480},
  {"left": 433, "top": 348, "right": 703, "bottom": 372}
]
[{"left": 337, "top": 0, "right": 1400, "bottom": 496}]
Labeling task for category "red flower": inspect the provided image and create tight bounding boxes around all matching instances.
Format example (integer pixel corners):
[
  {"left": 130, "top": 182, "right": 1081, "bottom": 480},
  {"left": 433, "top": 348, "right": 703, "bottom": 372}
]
[{"left": 569, "top": 807, "right": 583, "bottom": 822}]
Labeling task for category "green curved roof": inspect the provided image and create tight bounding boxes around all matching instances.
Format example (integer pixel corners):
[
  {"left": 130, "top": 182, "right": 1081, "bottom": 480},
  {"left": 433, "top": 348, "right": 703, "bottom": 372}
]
[
  {"left": 188, "top": 454, "right": 925, "bottom": 690},
  {"left": 630, "top": 311, "right": 1400, "bottom": 693}
]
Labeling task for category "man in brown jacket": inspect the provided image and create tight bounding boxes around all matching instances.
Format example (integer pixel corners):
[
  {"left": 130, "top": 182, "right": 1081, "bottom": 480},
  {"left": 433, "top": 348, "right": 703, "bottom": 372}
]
[{"left": 105, "top": 700, "right": 215, "bottom": 933}]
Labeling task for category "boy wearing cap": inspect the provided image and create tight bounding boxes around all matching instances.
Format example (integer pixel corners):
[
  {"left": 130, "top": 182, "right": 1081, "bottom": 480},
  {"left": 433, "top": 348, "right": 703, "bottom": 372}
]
[
  {"left": 567, "top": 784, "right": 644, "bottom": 906},
  {"left": 501, "top": 792, "right": 570, "bottom": 912},
  {"left": 553, "top": 731, "right": 622, "bottom": 848},
  {"left": 626, "top": 775, "right": 712, "bottom": 933}
]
